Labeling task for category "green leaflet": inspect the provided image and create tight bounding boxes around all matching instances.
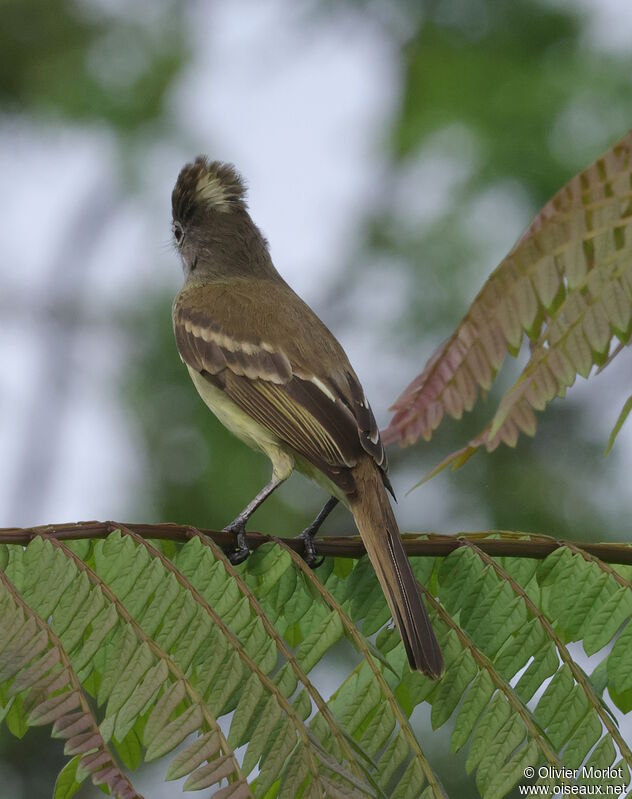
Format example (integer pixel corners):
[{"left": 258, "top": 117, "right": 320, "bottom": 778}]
[
  {"left": 183, "top": 754, "right": 237, "bottom": 790},
  {"left": 246, "top": 543, "right": 293, "bottom": 589},
  {"left": 533, "top": 664, "right": 574, "bottom": 730},
  {"left": 113, "top": 726, "right": 143, "bottom": 771},
  {"left": 114, "top": 659, "right": 168, "bottom": 740},
  {"left": 51, "top": 572, "right": 92, "bottom": 640},
  {"left": 165, "top": 730, "right": 221, "bottom": 780},
  {"left": 136, "top": 571, "right": 180, "bottom": 637},
  {"left": 493, "top": 618, "right": 546, "bottom": 681},
  {"left": 239, "top": 615, "right": 277, "bottom": 670},
  {"left": 466, "top": 589, "right": 527, "bottom": 658},
  {"left": 514, "top": 641, "right": 559, "bottom": 703},
  {"left": 71, "top": 603, "right": 118, "bottom": 674},
  {"left": 224, "top": 595, "right": 255, "bottom": 635},
  {"left": 123, "top": 558, "right": 165, "bottom": 621},
  {"left": 451, "top": 670, "right": 495, "bottom": 753},
  {"left": 562, "top": 711, "right": 602, "bottom": 769},
  {"left": 295, "top": 610, "right": 343, "bottom": 673},
  {"left": 583, "top": 586, "right": 632, "bottom": 655},
  {"left": 6, "top": 695, "right": 29, "bottom": 738},
  {"left": 375, "top": 734, "right": 409, "bottom": 791},
  {"left": 466, "top": 693, "right": 511, "bottom": 774},
  {"left": 496, "top": 555, "right": 539, "bottom": 589},
  {"left": 94, "top": 532, "right": 151, "bottom": 601},
  {"left": 483, "top": 740, "right": 538, "bottom": 799},
  {"left": 390, "top": 758, "right": 426, "bottom": 799},
  {"left": 58, "top": 584, "right": 106, "bottom": 655},
  {"left": 145, "top": 702, "right": 204, "bottom": 761},
  {"left": 5, "top": 545, "right": 26, "bottom": 593},
  {"left": 52, "top": 755, "right": 83, "bottom": 799},
  {"left": 431, "top": 649, "right": 477, "bottom": 729},
  {"left": 578, "top": 736, "right": 617, "bottom": 789},
  {"left": 358, "top": 590, "right": 390, "bottom": 637},
  {"left": 330, "top": 666, "right": 380, "bottom": 739},
  {"left": 153, "top": 583, "right": 198, "bottom": 652},
  {"left": 347, "top": 556, "right": 386, "bottom": 627},
  {"left": 281, "top": 571, "right": 314, "bottom": 626},
  {"left": 292, "top": 689, "right": 312, "bottom": 722},
  {"left": 228, "top": 672, "right": 265, "bottom": 748},
  {"left": 242, "top": 695, "right": 283, "bottom": 776},
  {"left": 606, "top": 620, "right": 632, "bottom": 695},
  {"left": 358, "top": 700, "right": 396, "bottom": 758},
  {"left": 255, "top": 561, "right": 297, "bottom": 624},
  {"left": 539, "top": 681, "right": 589, "bottom": 750},
  {"left": 278, "top": 744, "right": 310, "bottom": 799},
  {"left": 23, "top": 540, "right": 77, "bottom": 619},
  {"left": 475, "top": 714, "right": 525, "bottom": 795},
  {"left": 205, "top": 648, "right": 245, "bottom": 716},
  {"left": 605, "top": 394, "right": 632, "bottom": 454},
  {"left": 274, "top": 662, "right": 299, "bottom": 698},
  {"left": 143, "top": 679, "right": 186, "bottom": 746},
  {"left": 173, "top": 604, "right": 213, "bottom": 672},
  {"left": 438, "top": 547, "right": 483, "bottom": 616},
  {"left": 191, "top": 625, "right": 229, "bottom": 698},
  {"left": 545, "top": 553, "right": 611, "bottom": 641},
  {"left": 97, "top": 625, "right": 141, "bottom": 707},
  {"left": 255, "top": 715, "right": 300, "bottom": 796}
]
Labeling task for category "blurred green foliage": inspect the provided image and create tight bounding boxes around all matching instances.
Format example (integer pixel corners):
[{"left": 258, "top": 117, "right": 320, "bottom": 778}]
[
  {"left": 398, "top": 3, "right": 584, "bottom": 193},
  {"left": 1, "top": 0, "right": 185, "bottom": 130}
]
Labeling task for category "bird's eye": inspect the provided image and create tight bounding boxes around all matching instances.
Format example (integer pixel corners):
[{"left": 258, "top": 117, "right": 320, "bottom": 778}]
[{"left": 173, "top": 221, "right": 184, "bottom": 246}]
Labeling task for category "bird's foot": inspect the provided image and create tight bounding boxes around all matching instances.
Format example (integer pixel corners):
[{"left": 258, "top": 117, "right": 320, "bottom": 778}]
[
  {"left": 298, "top": 527, "right": 325, "bottom": 569},
  {"left": 222, "top": 520, "right": 250, "bottom": 565}
]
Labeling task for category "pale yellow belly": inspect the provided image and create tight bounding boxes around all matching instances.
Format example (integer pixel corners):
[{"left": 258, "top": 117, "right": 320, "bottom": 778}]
[{"left": 187, "top": 366, "right": 348, "bottom": 504}]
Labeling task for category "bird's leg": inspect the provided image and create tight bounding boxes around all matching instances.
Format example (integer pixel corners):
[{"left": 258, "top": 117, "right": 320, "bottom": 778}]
[
  {"left": 223, "top": 475, "right": 285, "bottom": 564},
  {"left": 299, "top": 496, "right": 339, "bottom": 568}
]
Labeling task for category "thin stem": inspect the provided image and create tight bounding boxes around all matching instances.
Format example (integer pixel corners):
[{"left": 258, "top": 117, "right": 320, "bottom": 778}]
[{"left": 1, "top": 522, "right": 632, "bottom": 564}]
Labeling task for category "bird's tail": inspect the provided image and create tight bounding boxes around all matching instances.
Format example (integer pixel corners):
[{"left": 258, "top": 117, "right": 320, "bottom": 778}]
[{"left": 349, "top": 459, "right": 443, "bottom": 677}]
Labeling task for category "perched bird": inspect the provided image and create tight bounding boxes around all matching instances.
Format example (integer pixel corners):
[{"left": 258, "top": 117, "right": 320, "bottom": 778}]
[{"left": 170, "top": 157, "right": 443, "bottom": 677}]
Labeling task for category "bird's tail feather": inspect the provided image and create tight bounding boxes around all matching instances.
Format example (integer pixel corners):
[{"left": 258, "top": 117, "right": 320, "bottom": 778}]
[{"left": 349, "top": 460, "right": 443, "bottom": 677}]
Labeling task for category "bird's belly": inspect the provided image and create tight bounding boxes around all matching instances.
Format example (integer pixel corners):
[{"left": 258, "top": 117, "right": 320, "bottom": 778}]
[
  {"left": 187, "top": 367, "right": 294, "bottom": 479},
  {"left": 187, "top": 367, "right": 350, "bottom": 504}
]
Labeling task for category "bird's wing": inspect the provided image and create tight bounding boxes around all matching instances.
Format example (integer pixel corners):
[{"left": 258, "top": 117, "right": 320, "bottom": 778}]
[{"left": 173, "top": 280, "right": 389, "bottom": 494}]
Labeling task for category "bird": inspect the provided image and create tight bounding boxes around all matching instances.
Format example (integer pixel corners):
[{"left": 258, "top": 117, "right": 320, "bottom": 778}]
[{"left": 170, "top": 157, "right": 443, "bottom": 677}]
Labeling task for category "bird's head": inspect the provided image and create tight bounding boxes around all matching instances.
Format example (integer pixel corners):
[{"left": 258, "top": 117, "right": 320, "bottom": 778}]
[{"left": 171, "top": 157, "right": 271, "bottom": 281}]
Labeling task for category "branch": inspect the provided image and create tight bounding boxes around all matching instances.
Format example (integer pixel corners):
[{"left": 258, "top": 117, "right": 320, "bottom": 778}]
[{"left": 1, "top": 522, "right": 632, "bottom": 564}]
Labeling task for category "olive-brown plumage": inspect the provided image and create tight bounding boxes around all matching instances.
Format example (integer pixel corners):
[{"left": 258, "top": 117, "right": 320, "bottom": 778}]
[{"left": 170, "top": 157, "right": 443, "bottom": 677}]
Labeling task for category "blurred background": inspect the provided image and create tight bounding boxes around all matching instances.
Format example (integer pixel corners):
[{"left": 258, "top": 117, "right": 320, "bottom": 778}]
[{"left": 2, "top": 0, "right": 632, "bottom": 796}]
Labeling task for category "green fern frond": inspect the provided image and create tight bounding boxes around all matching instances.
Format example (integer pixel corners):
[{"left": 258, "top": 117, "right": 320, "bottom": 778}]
[
  {"left": 2, "top": 527, "right": 632, "bottom": 798},
  {"left": 0, "top": 561, "right": 142, "bottom": 799}
]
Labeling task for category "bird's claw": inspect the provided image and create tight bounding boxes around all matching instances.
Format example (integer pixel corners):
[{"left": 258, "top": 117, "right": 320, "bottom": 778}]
[
  {"left": 299, "top": 530, "right": 325, "bottom": 569},
  {"left": 222, "top": 521, "right": 250, "bottom": 565}
]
